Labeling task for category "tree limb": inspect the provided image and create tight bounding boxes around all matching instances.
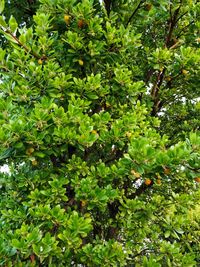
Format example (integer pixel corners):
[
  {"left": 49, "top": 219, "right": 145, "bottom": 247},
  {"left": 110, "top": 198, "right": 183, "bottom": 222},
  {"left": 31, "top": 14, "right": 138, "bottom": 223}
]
[
  {"left": 129, "top": 183, "right": 153, "bottom": 199},
  {"left": 2, "top": 28, "right": 40, "bottom": 59},
  {"left": 151, "top": 3, "right": 183, "bottom": 115},
  {"left": 104, "top": 0, "right": 112, "bottom": 16},
  {"left": 126, "top": 0, "right": 144, "bottom": 27}
]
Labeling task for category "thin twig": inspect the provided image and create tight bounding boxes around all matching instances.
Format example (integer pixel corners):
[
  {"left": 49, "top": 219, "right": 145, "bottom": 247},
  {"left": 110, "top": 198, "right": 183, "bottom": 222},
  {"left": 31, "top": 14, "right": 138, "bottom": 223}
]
[
  {"left": 132, "top": 248, "right": 155, "bottom": 258},
  {"left": 175, "top": 11, "right": 188, "bottom": 24},
  {"left": 126, "top": 0, "right": 144, "bottom": 27},
  {"left": 2, "top": 28, "right": 40, "bottom": 59},
  {"left": 151, "top": 3, "right": 183, "bottom": 115},
  {"left": 176, "top": 20, "right": 195, "bottom": 39},
  {"left": 104, "top": 0, "right": 112, "bottom": 16}
]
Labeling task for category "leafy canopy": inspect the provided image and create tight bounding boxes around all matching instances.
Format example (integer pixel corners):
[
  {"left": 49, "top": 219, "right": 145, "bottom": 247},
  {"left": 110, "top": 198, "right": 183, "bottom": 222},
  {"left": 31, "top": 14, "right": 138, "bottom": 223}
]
[{"left": 0, "top": 0, "right": 200, "bottom": 266}]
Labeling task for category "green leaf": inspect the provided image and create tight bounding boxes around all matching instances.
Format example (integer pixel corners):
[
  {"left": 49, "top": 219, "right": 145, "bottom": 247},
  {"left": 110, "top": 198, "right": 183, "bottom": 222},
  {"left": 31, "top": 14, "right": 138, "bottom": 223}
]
[
  {"left": 34, "top": 152, "right": 46, "bottom": 158},
  {"left": 0, "top": 0, "right": 5, "bottom": 14},
  {"left": 0, "top": 30, "right": 18, "bottom": 43},
  {"left": 0, "top": 148, "right": 15, "bottom": 161},
  {"left": 164, "top": 231, "right": 170, "bottom": 238},
  {"left": 11, "top": 239, "right": 23, "bottom": 249},
  {"left": 0, "top": 15, "right": 7, "bottom": 28},
  {"left": 9, "top": 16, "right": 18, "bottom": 33}
]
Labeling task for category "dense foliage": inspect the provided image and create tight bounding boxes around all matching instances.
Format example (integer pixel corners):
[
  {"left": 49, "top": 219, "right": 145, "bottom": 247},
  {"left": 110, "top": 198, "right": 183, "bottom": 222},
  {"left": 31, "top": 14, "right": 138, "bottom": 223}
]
[{"left": 0, "top": 0, "right": 200, "bottom": 266}]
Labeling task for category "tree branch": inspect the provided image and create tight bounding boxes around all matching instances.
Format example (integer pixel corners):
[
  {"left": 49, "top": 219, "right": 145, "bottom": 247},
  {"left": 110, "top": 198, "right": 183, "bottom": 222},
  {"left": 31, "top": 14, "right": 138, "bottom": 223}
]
[
  {"left": 165, "top": 4, "right": 182, "bottom": 47},
  {"left": 132, "top": 248, "right": 155, "bottom": 258},
  {"left": 176, "top": 20, "right": 195, "bottom": 39},
  {"left": 126, "top": 0, "right": 144, "bottom": 27},
  {"left": 175, "top": 11, "right": 188, "bottom": 24},
  {"left": 151, "top": 3, "right": 183, "bottom": 116},
  {"left": 3, "top": 28, "right": 40, "bottom": 59},
  {"left": 104, "top": 0, "right": 112, "bottom": 16},
  {"left": 129, "top": 183, "right": 153, "bottom": 199}
]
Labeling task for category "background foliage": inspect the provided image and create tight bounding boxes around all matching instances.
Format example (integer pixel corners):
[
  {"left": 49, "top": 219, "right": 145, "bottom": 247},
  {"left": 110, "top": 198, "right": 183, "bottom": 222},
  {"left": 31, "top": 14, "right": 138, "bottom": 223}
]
[{"left": 0, "top": 0, "right": 200, "bottom": 266}]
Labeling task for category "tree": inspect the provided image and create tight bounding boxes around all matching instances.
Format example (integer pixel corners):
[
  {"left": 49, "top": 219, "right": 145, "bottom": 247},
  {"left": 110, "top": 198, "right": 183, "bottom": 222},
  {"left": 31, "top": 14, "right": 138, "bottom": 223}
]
[{"left": 0, "top": 0, "right": 200, "bottom": 266}]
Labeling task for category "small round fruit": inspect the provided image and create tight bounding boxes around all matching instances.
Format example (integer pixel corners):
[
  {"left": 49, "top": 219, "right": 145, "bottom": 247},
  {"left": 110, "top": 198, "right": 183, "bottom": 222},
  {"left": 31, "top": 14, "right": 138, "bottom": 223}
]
[
  {"left": 131, "top": 169, "right": 140, "bottom": 178},
  {"left": 163, "top": 167, "right": 170, "bottom": 175},
  {"left": 194, "top": 177, "right": 200, "bottom": 183},
  {"left": 126, "top": 132, "right": 132, "bottom": 138},
  {"left": 156, "top": 179, "right": 162, "bottom": 185},
  {"left": 182, "top": 69, "right": 189, "bottom": 75},
  {"left": 30, "top": 254, "right": 35, "bottom": 262},
  {"left": 166, "top": 76, "right": 172, "bottom": 81},
  {"left": 32, "top": 159, "right": 38, "bottom": 166},
  {"left": 26, "top": 147, "right": 34, "bottom": 155},
  {"left": 81, "top": 200, "right": 87, "bottom": 207},
  {"left": 78, "top": 19, "right": 84, "bottom": 29},
  {"left": 78, "top": 59, "right": 84, "bottom": 66},
  {"left": 145, "top": 3, "right": 152, "bottom": 11},
  {"left": 91, "top": 130, "right": 97, "bottom": 134},
  {"left": 195, "top": 37, "right": 200, "bottom": 43},
  {"left": 38, "top": 59, "right": 43, "bottom": 65},
  {"left": 64, "top": 15, "right": 71, "bottom": 25},
  {"left": 144, "top": 178, "right": 152, "bottom": 186}
]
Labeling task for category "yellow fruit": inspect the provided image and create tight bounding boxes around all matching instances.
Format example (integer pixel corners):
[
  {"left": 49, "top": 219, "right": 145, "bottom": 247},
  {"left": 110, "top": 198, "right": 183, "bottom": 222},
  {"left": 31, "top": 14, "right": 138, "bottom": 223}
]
[
  {"left": 166, "top": 76, "right": 172, "bottom": 81},
  {"left": 38, "top": 59, "right": 43, "bottom": 65},
  {"left": 26, "top": 147, "right": 34, "bottom": 155},
  {"left": 81, "top": 200, "right": 87, "bottom": 207},
  {"left": 91, "top": 130, "right": 97, "bottom": 134},
  {"left": 144, "top": 178, "right": 152, "bottom": 186},
  {"left": 78, "top": 59, "right": 84, "bottom": 66},
  {"left": 194, "top": 177, "right": 200, "bottom": 183},
  {"left": 31, "top": 159, "right": 38, "bottom": 166},
  {"left": 182, "top": 69, "right": 189, "bottom": 75},
  {"left": 195, "top": 37, "right": 200, "bottom": 43},
  {"left": 126, "top": 132, "right": 132, "bottom": 138},
  {"left": 64, "top": 15, "right": 71, "bottom": 25},
  {"left": 130, "top": 169, "right": 140, "bottom": 178}
]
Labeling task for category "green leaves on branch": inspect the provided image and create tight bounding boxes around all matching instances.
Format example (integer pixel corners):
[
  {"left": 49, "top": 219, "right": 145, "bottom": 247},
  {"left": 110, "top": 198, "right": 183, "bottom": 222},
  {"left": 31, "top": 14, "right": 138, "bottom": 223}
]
[{"left": 0, "top": 0, "right": 199, "bottom": 266}]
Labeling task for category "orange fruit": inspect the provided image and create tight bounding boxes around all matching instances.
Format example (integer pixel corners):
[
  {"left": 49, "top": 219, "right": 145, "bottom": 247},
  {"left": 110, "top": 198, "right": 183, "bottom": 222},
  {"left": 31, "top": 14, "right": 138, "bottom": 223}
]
[
  {"left": 156, "top": 179, "right": 162, "bottom": 185},
  {"left": 78, "top": 19, "right": 84, "bottom": 29},
  {"left": 163, "top": 167, "right": 170, "bottom": 175},
  {"left": 194, "top": 177, "right": 200, "bottom": 183},
  {"left": 144, "top": 179, "right": 152, "bottom": 186}
]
